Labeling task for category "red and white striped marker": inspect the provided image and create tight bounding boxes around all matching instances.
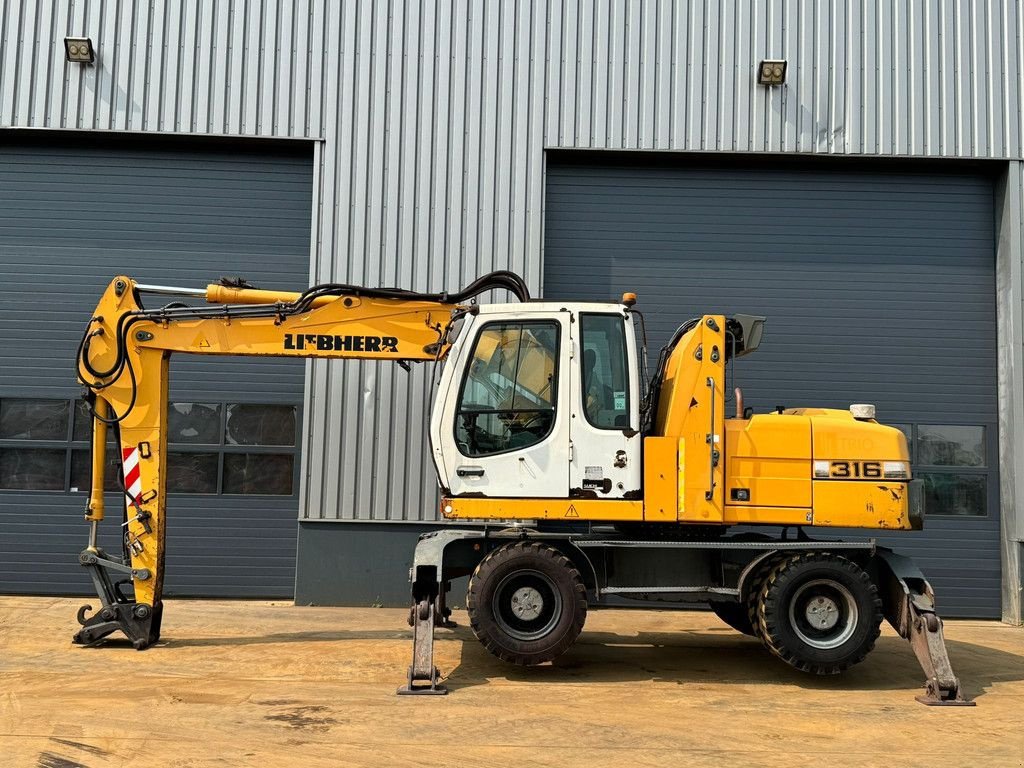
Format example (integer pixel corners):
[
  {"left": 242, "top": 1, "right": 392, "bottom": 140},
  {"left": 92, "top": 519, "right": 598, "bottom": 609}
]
[{"left": 121, "top": 446, "right": 142, "bottom": 507}]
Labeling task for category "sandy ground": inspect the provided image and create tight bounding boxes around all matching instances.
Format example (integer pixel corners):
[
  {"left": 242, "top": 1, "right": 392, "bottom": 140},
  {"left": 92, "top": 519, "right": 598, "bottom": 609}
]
[{"left": 1, "top": 596, "right": 1022, "bottom": 768}]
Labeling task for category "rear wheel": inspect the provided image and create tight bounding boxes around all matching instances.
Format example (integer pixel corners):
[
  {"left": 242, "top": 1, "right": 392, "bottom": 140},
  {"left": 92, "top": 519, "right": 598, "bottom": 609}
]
[
  {"left": 467, "top": 541, "right": 587, "bottom": 665},
  {"left": 755, "top": 552, "right": 882, "bottom": 675}
]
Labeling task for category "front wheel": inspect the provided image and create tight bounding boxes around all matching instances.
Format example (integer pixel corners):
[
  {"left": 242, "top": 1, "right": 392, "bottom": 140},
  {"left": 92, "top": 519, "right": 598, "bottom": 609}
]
[
  {"left": 467, "top": 541, "right": 587, "bottom": 665},
  {"left": 755, "top": 552, "right": 882, "bottom": 675}
]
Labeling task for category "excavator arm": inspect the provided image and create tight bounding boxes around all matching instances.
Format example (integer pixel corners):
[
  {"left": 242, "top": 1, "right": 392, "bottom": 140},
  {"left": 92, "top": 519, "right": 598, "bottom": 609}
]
[{"left": 72, "top": 271, "right": 529, "bottom": 648}]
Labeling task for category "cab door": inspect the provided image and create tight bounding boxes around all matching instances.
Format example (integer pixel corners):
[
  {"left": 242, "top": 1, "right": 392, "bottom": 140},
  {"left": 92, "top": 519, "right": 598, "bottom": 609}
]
[
  {"left": 433, "top": 311, "right": 570, "bottom": 498},
  {"left": 569, "top": 312, "right": 643, "bottom": 498}
]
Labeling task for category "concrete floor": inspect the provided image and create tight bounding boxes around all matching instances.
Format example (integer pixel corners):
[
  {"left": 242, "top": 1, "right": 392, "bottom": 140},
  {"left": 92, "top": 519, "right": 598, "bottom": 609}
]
[{"left": 1, "top": 597, "right": 1022, "bottom": 768}]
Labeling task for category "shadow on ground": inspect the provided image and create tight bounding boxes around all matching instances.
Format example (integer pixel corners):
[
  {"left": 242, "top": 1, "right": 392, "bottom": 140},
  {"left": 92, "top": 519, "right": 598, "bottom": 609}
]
[
  {"left": 140, "top": 621, "right": 1024, "bottom": 702},
  {"left": 442, "top": 627, "right": 1024, "bottom": 702}
]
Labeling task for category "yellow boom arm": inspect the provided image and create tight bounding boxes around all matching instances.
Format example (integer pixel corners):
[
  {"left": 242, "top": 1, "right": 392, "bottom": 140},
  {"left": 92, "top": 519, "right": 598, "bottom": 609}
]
[{"left": 73, "top": 271, "right": 529, "bottom": 648}]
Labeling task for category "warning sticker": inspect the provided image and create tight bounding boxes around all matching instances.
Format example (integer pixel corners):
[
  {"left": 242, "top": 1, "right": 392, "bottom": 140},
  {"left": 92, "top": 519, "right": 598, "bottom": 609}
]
[
  {"left": 584, "top": 465, "right": 603, "bottom": 480},
  {"left": 565, "top": 504, "right": 579, "bottom": 518}
]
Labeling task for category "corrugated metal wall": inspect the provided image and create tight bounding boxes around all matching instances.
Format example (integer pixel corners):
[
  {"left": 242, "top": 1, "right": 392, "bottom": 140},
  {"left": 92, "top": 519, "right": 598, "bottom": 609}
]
[{"left": 2, "top": 0, "right": 1022, "bottom": 522}]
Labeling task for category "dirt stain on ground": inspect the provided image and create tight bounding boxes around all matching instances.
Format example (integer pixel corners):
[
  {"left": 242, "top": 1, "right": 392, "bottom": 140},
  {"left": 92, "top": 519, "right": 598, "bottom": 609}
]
[
  {"left": 49, "top": 739, "right": 108, "bottom": 757},
  {"left": 37, "top": 753, "right": 88, "bottom": 768},
  {"left": 263, "top": 704, "right": 338, "bottom": 732}
]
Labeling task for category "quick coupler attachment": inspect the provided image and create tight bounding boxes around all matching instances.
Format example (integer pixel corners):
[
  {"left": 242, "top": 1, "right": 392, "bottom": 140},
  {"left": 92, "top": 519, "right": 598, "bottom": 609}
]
[
  {"left": 73, "top": 546, "right": 163, "bottom": 650},
  {"left": 73, "top": 601, "right": 163, "bottom": 650}
]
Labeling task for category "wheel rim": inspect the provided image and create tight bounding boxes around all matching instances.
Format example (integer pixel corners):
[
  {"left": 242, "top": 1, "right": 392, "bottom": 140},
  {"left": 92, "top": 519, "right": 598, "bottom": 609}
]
[
  {"left": 788, "top": 579, "right": 858, "bottom": 650},
  {"left": 492, "top": 569, "right": 562, "bottom": 641}
]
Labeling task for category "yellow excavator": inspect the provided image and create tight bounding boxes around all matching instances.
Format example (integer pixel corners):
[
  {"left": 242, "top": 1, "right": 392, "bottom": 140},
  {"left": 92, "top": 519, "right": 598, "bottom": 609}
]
[{"left": 72, "top": 272, "right": 971, "bottom": 705}]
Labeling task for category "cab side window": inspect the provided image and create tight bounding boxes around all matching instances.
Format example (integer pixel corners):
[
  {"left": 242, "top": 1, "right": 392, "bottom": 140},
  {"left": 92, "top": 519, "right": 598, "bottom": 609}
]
[
  {"left": 581, "top": 314, "right": 630, "bottom": 429},
  {"left": 455, "top": 321, "right": 559, "bottom": 457}
]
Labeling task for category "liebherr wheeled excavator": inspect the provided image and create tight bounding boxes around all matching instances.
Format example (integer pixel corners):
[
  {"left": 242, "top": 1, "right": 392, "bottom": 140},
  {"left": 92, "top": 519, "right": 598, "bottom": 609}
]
[{"left": 73, "top": 271, "right": 972, "bottom": 705}]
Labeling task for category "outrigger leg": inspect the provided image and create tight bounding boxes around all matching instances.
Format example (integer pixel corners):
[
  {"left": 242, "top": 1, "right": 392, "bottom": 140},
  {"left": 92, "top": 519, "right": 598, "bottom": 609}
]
[
  {"left": 875, "top": 549, "right": 975, "bottom": 706},
  {"left": 398, "top": 529, "right": 485, "bottom": 695}
]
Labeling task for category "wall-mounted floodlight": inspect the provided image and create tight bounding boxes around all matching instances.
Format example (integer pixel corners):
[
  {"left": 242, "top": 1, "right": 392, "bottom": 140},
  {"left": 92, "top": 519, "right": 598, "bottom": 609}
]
[
  {"left": 757, "top": 59, "right": 786, "bottom": 86},
  {"left": 64, "top": 37, "right": 95, "bottom": 64}
]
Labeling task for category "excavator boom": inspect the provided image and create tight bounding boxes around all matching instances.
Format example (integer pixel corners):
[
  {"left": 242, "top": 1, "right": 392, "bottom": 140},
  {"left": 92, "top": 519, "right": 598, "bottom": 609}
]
[{"left": 72, "top": 271, "right": 529, "bottom": 648}]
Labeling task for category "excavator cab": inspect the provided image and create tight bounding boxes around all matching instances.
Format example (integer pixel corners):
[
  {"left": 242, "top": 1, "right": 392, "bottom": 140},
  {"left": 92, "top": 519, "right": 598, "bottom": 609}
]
[{"left": 430, "top": 303, "right": 643, "bottom": 501}]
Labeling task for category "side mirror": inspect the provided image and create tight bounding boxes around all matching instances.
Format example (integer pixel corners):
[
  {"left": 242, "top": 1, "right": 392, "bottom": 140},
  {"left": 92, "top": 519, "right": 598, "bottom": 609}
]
[{"left": 731, "top": 314, "right": 766, "bottom": 357}]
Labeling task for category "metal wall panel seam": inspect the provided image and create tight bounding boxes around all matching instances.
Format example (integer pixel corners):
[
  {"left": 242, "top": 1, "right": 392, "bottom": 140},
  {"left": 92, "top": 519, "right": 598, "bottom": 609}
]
[
  {"left": 176, "top": 1, "right": 191, "bottom": 132},
  {"left": 158, "top": 0, "right": 175, "bottom": 132},
  {"left": 0, "top": 1, "right": 11, "bottom": 122},
  {"left": 590, "top": 0, "right": 607, "bottom": 147},
  {"left": 307, "top": 0, "right": 325, "bottom": 139},
  {"left": 59, "top": 1, "right": 73, "bottom": 129},
  {"left": 19, "top": 0, "right": 38, "bottom": 124},
  {"left": 560, "top": 0, "right": 577, "bottom": 147},
  {"left": 239, "top": 0, "right": 254, "bottom": 132},
  {"left": 577, "top": 0, "right": 594, "bottom": 147},
  {"left": 1017, "top": 0, "right": 1024, "bottom": 157},
  {"left": 606, "top": 0, "right": 623, "bottom": 146},
  {"left": 284, "top": 0, "right": 300, "bottom": 136},
  {"left": 984, "top": 0, "right": 995, "bottom": 155},
  {"left": 45, "top": 1, "right": 64, "bottom": 127},
  {"left": 477, "top": 0, "right": 498, "bottom": 278},
  {"left": 33, "top": 0, "right": 52, "bottom": 125},
  {"left": 639, "top": 0, "right": 656, "bottom": 149},
  {"left": 7, "top": 0, "right": 23, "bottom": 123}
]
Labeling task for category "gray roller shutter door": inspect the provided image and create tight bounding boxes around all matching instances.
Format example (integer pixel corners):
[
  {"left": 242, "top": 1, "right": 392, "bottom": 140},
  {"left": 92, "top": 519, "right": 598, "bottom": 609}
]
[
  {"left": 543, "top": 157, "right": 999, "bottom": 618},
  {"left": 0, "top": 135, "right": 312, "bottom": 598}
]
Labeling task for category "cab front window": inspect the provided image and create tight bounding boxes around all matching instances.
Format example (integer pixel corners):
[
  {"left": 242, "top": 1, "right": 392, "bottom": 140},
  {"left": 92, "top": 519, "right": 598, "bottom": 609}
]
[{"left": 455, "top": 321, "right": 559, "bottom": 457}]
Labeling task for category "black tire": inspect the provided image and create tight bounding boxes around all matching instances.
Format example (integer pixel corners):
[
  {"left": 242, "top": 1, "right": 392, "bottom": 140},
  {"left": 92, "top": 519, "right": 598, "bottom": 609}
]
[
  {"left": 755, "top": 552, "right": 882, "bottom": 675},
  {"left": 467, "top": 541, "right": 587, "bottom": 665},
  {"left": 709, "top": 600, "right": 757, "bottom": 636},
  {"left": 742, "top": 551, "right": 783, "bottom": 639}
]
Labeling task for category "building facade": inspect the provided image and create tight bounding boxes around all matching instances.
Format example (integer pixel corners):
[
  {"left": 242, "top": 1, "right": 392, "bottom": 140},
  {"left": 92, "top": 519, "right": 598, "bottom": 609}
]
[{"left": 0, "top": 0, "right": 1021, "bottom": 621}]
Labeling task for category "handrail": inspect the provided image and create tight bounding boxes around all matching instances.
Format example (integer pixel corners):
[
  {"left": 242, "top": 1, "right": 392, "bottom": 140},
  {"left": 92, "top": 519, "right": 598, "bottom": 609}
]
[{"left": 705, "top": 375, "right": 716, "bottom": 501}]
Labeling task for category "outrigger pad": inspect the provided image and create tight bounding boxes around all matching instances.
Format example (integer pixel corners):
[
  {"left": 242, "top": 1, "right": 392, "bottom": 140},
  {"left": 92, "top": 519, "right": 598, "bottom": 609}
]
[{"left": 73, "top": 601, "right": 163, "bottom": 650}]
